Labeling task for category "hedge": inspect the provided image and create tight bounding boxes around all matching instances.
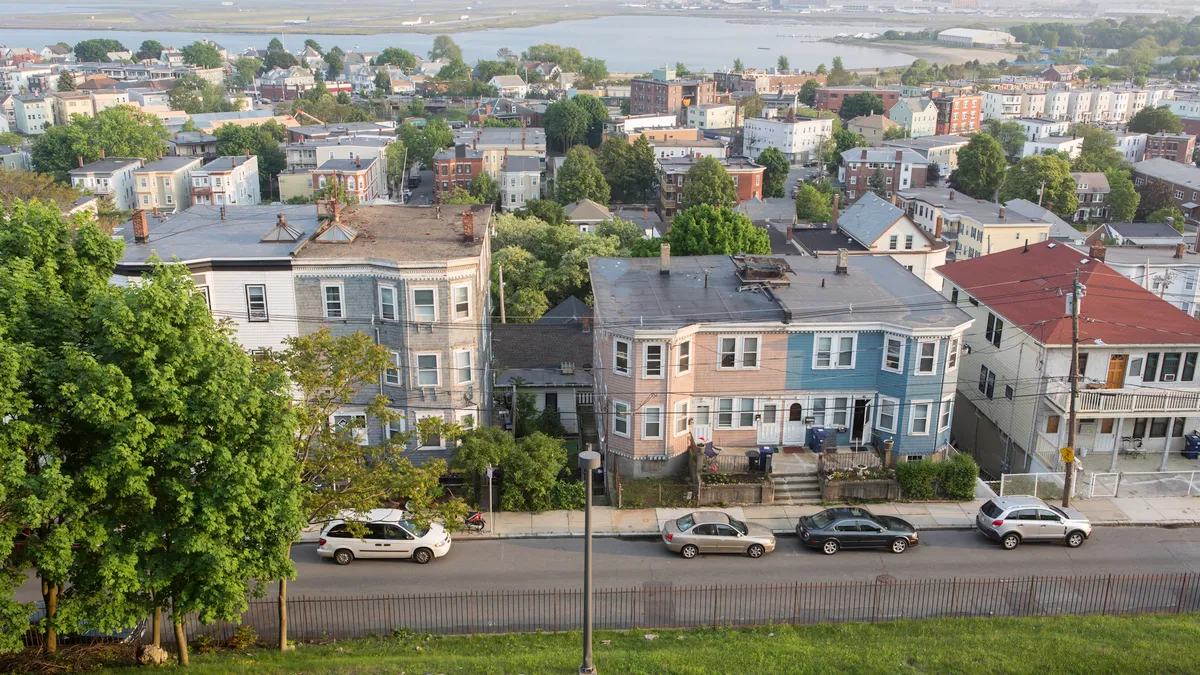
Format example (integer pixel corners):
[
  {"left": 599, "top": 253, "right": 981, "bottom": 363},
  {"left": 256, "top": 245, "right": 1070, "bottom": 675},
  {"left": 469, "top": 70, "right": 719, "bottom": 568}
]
[{"left": 897, "top": 453, "right": 979, "bottom": 501}]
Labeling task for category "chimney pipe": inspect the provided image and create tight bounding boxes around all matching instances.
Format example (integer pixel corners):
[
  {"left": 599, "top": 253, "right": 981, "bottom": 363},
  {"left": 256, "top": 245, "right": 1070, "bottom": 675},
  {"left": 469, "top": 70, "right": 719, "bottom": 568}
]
[
  {"left": 660, "top": 243, "right": 671, "bottom": 275},
  {"left": 462, "top": 208, "right": 476, "bottom": 241},
  {"left": 786, "top": 226, "right": 793, "bottom": 242},
  {"left": 1089, "top": 242, "right": 1106, "bottom": 262},
  {"left": 860, "top": 148, "right": 867, "bottom": 160},
  {"left": 132, "top": 209, "right": 148, "bottom": 243},
  {"left": 231, "top": 156, "right": 236, "bottom": 167},
  {"left": 77, "top": 155, "right": 84, "bottom": 168},
  {"left": 934, "top": 215, "right": 944, "bottom": 239},
  {"left": 220, "top": 206, "right": 226, "bottom": 220},
  {"left": 356, "top": 155, "right": 361, "bottom": 168},
  {"left": 999, "top": 205, "right": 1006, "bottom": 219},
  {"left": 1176, "top": 242, "right": 1185, "bottom": 259},
  {"left": 830, "top": 194, "right": 840, "bottom": 234},
  {"left": 835, "top": 247, "right": 849, "bottom": 275},
  {"left": 100, "top": 147, "right": 105, "bottom": 159}
]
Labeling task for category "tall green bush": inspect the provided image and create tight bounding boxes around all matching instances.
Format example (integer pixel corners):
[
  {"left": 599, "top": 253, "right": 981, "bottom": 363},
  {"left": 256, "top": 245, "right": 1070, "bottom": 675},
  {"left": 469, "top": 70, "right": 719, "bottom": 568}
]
[
  {"left": 939, "top": 453, "right": 980, "bottom": 501},
  {"left": 896, "top": 460, "right": 939, "bottom": 500},
  {"left": 896, "top": 454, "right": 979, "bottom": 501}
]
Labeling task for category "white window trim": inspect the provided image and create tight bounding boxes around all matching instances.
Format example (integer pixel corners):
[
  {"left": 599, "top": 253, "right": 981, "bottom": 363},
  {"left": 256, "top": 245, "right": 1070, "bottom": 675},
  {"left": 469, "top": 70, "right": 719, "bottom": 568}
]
[
  {"left": 947, "top": 337, "right": 960, "bottom": 371},
  {"left": 909, "top": 400, "right": 932, "bottom": 436},
  {"left": 453, "top": 349, "right": 473, "bottom": 385},
  {"left": 916, "top": 340, "right": 939, "bottom": 376},
  {"left": 378, "top": 284, "right": 398, "bottom": 321},
  {"left": 676, "top": 339, "right": 692, "bottom": 376},
  {"left": 384, "top": 413, "right": 405, "bottom": 440},
  {"left": 716, "top": 334, "right": 762, "bottom": 371},
  {"left": 414, "top": 411, "right": 447, "bottom": 449},
  {"left": 641, "top": 405, "right": 664, "bottom": 440},
  {"left": 717, "top": 335, "right": 739, "bottom": 370},
  {"left": 410, "top": 286, "right": 438, "bottom": 323},
  {"left": 674, "top": 399, "right": 691, "bottom": 436},
  {"left": 331, "top": 412, "right": 368, "bottom": 446},
  {"left": 415, "top": 352, "right": 440, "bottom": 388},
  {"left": 877, "top": 396, "right": 900, "bottom": 433},
  {"left": 882, "top": 336, "right": 905, "bottom": 374},
  {"left": 384, "top": 350, "right": 401, "bottom": 385},
  {"left": 813, "top": 333, "right": 857, "bottom": 370},
  {"left": 451, "top": 282, "right": 471, "bottom": 321},
  {"left": 245, "top": 284, "right": 268, "bottom": 322},
  {"left": 642, "top": 342, "right": 665, "bottom": 379},
  {"left": 321, "top": 281, "right": 345, "bottom": 320},
  {"left": 612, "top": 400, "right": 631, "bottom": 438},
  {"left": 613, "top": 339, "right": 632, "bottom": 377},
  {"left": 716, "top": 398, "right": 734, "bottom": 429},
  {"left": 938, "top": 397, "right": 953, "bottom": 432}
]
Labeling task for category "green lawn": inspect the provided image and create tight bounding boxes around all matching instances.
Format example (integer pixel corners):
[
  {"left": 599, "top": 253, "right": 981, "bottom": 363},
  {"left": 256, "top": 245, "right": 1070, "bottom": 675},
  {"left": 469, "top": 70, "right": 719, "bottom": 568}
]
[{"left": 115, "top": 614, "right": 1200, "bottom": 674}]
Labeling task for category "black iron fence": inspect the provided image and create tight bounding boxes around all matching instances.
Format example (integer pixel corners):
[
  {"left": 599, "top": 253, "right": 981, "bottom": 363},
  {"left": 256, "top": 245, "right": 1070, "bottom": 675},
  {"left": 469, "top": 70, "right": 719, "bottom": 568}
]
[{"left": 113, "top": 573, "right": 1200, "bottom": 645}]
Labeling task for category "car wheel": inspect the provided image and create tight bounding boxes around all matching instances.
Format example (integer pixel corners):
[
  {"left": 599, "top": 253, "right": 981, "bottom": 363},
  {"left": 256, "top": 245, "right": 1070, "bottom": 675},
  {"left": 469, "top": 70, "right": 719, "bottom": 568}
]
[
  {"left": 1066, "top": 531, "right": 1086, "bottom": 548},
  {"left": 333, "top": 549, "right": 353, "bottom": 566},
  {"left": 748, "top": 544, "right": 765, "bottom": 558},
  {"left": 890, "top": 538, "right": 908, "bottom": 554},
  {"left": 681, "top": 544, "right": 698, "bottom": 559},
  {"left": 821, "top": 540, "right": 840, "bottom": 555},
  {"left": 1001, "top": 533, "right": 1021, "bottom": 550},
  {"left": 413, "top": 548, "right": 433, "bottom": 564}
]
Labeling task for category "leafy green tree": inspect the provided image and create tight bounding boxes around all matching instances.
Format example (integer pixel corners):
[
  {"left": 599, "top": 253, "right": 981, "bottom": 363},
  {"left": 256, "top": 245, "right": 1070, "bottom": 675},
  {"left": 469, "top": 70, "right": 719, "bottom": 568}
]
[
  {"left": 982, "top": 119, "right": 1028, "bottom": 158},
  {"left": 336, "top": 91, "right": 351, "bottom": 105},
  {"left": 544, "top": 98, "right": 589, "bottom": 152},
  {"left": 169, "top": 74, "right": 241, "bottom": 114},
  {"left": 268, "top": 37, "right": 284, "bottom": 52},
  {"left": 492, "top": 245, "right": 550, "bottom": 322},
  {"left": 741, "top": 93, "right": 765, "bottom": 120},
  {"left": 303, "top": 79, "right": 331, "bottom": 102},
  {"left": 675, "top": 62, "right": 692, "bottom": 77},
  {"left": 1148, "top": 206, "right": 1186, "bottom": 231},
  {"left": 408, "top": 98, "right": 425, "bottom": 119},
  {"left": 470, "top": 171, "right": 500, "bottom": 204},
  {"left": 313, "top": 177, "right": 357, "bottom": 206},
  {"left": 883, "top": 126, "right": 907, "bottom": 141},
  {"left": 523, "top": 44, "right": 586, "bottom": 71},
  {"left": 56, "top": 70, "right": 76, "bottom": 92},
  {"left": 828, "top": 56, "right": 852, "bottom": 86},
  {"left": 867, "top": 168, "right": 888, "bottom": 199},
  {"left": 233, "top": 56, "right": 263, "bottom": 88},
  {"left": 1104, "top": 168, "right": 1140, "bottom": 222},
  {"left": 1135, "top": 177, "right": 1177, "bottom": 220},
  {"left": 323, "top": 50, "right": 345, "bottom": 79},
  {"left": 74, "top": 38, "right": 126, "bottom": 62},
  {"left": 213, "top": 122, "right": 287, "bottom": 196},
  {"left": 32, "top": 105, "right": 170, "bottom": 180},
  {"left": 555, "top": 146, "right": 610, "bottom": 205},
  {"left": 181, "top": 41, "right": 223, "bottom": 68},
  {"left": 799, "top": 79, "right": 819, "bottom": 107},
  {"left": 794, "top": 182, "right": 833, "bottom": 222},
  {"left": 476, "top": 59, "right": 517, "bottom": 81},
  {"left": 777, "top": 55, "right": 790, "bottom": 72},
  {"left": 0, "top": 132, "right": 21, "bottom": 148},
  {"left": 816, "top": 62, "right": 828, "bottom": 75},
  {"left": 597, "top": 137, "right": 631, "bottom": 202},
  {"left": 664, "top": 204, "right": 771, "bottom": 255},
  {"left": 572, "top": 94, "right": 610, "bottom": 148},
  {"left": 838, "top": 91, "right": 885, "bottom": 120},
  {"left": 999, "top": 154, "right": 1079, "bottom": 218},
  {"left": 594, "top": 217, "right": 647, "bottom": 252},
  {"left": 0, "top": 169, "right": 82, "bottom": 206},
  {"left": 137, "top": 39, "right": 164, "bottom": 60},
  {"left": 681, "top": 156, "right": 737, "bottom": 210},
  {"left": 579, "top": 58, "right": 609, "bottom": 86},
  {"left": 429, "top": 35, "right": 463, "bottom": 61},
  {"left": 831, "top": 128, "right": 867, "bottom": 166},
  {"left": 436, "top": 57, "right": 472, "bottom": 82},
  {"left": 375, "top": 47, "right": 417, "bottom": 71},
  {"left": 1075, "top": 125, "right": 1125, "bottom": 171},
  {"left": 733, "top": 58, "right": 744, "bottom": 72},
  {"left": 1128, "top": 105, "right": 1184, "bottom": 134},
  {"left": 442, "top": 186, "right": 483, "bottom": 205},
  {"left": 384, "top": 140, "right": 408, "bottom": 196},
  {"left": 756, "top": 147, "right": 790, "bottom": 199},
  {"left": 263, "top": 50, "right": 299, "bottom": 71},
  {"left": 499, "top": 433, "right": 568, "bottom": 512},
  {"left": 625, "top": 135, "right": 658, "bottom": 203},
  {"left": 374, "top": 70, "right": 392, "bottom": 93},
  {"left": 398, "top": 118, "right": 454, "bottom": 169},
  {"left": 951, "top": 133, "right": 1006, "bottom": 200},
  {"left": 303, "top": 38, "right": 322, "bottom": 54},
  {"left": 514, "top": 198, "right": 566, "bottom": 226}
]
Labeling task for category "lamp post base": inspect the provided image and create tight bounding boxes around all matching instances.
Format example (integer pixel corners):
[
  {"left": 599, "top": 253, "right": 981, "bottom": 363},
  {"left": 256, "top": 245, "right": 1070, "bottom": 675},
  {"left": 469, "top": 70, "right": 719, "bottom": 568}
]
[{"left": 579, "top": 666, "right": 598, "bottom": 674}]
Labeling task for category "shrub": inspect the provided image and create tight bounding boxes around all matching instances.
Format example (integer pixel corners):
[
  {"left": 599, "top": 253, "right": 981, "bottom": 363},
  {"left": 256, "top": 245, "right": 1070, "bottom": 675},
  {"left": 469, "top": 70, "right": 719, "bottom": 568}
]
[
  {"left": 194, "top": 632, "right": 219, "bottom": 654},
  {"left": 939, "top": 453, "right": 979, "bottom": 501},
  {"left": 225, "top": 625, "right": 258, "bottom": 650},
  {"left": 549, "top": 480, "right": 587, "bottom": 510},
  {"left": 897, "top": 460, "right": 939, "bottom": 500}
]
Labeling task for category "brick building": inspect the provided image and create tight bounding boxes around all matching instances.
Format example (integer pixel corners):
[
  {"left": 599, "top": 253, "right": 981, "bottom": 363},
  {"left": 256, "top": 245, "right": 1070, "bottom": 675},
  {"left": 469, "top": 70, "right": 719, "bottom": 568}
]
[
  {"left": 630, "top": 78, "right": 717, "bottom": 119},
  {"left": 657, "top": 155, "right": 764, "bottom": 220},
  {"left": 1132, "top": 158, "right": 1200, "bottom": 223},
  {"left": 814, "top": 87, "right": 900, "bottom": 115},
  {"left": 1144, "top": 133, "right": 1197, "bottom": 165},
  {"left": 433, "top": 145, "right": 485, "bottom": 201},
  {"left": 839, "top": 148, "right": 929, "bottom": 203},
  {"left": 932, "top": 95, "right": 982, "bottom": 136},
  {"left": 311, "top": 157, "right": 381, "bottom": 204}
]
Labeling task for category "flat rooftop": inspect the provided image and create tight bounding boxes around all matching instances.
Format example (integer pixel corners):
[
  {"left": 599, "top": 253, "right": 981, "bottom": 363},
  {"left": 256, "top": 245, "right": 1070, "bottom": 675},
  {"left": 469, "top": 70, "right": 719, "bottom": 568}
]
[
  {"left": 117, "top": 205, "right": 320, "bottom": 265},
  {"left": 69, "top": 158, "right": 142, "bottom": 174},
  {"left": 899, "top": 188, "right": 1049, "bottom": 226},
  {"left": 882, "top": 135, "right": 970, "bottom": 150},
  {"left": 134, "top": 156, "right": 202, "bottom": 173},
  {"left": 294, "top": 204, "right": 491, "bottom": 262},
  {"left": 315, "top": 157, "right": 377, "bottom": 172}
]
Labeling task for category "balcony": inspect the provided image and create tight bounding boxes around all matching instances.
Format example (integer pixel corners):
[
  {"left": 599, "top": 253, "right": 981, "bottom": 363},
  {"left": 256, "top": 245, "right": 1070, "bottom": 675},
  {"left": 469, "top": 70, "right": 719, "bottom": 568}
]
[{"left": 1046, "top": 381, "right": 1200, "bottom": 415}]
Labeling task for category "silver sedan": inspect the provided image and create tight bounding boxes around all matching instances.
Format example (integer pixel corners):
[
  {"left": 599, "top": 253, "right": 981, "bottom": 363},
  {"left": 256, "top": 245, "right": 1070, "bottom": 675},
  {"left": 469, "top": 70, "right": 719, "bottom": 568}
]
[{"left": 661, "top": 511, "right": 777, "bottom": 559}]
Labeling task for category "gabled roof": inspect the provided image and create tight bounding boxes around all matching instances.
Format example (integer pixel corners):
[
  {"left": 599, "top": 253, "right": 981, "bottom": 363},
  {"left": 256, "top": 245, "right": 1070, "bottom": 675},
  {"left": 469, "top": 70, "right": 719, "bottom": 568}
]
[
  {"left": 1131, "top": 158, "right": 1200, "bottom": 191},
  {"left": 847, "top": 114, "right": 897, "bottom": 131},
  {"left": 936, "top": 241, "right": 1200, "bottom": 346},
  {"left": 840, "top": 148, "right": 929, "bottom": 164},
  {"left": 490, "top": 75, "right": 527, "bottom": 88},
  {"left": 1070, "top": 172, "right": 1110, "bottom": 194},
  {"left": 492, "top": 323, "right": 594, "bottom": 388},
  {"left": 564, "top": 198, "right": 611, "bottom": 223},
  {"left": 536, "top": 296, "right": 593, "bottom": 325},
  {"left": 836, "top": 192, "right": 910, "bottom": 247}
]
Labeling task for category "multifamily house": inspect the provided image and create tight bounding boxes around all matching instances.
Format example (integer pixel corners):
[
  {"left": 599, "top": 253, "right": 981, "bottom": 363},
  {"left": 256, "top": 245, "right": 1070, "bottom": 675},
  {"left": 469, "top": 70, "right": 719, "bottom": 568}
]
[
  {"left": 814, "top": 87, "right": 900, "bottom": 115},
  {"left": 1144, "top": 133, "right": 1197, "bottom": 165},
  {"left": 311, "top": 157, "right": 381, "bottom": 203},
  {"left": 882, "top": 135, "right": 969, "bottom": 173},
  {"left": 112, "top": 203, "right": 493, "bottom": 460},
  {"left": 1131, "top": 158, "right": 1200, "bottom": 222},
  {"left": 169, "top": 131, "right": 219, "bottom": 162},
  {"left": 51, "top": 92, "right": 93, "bottom": 123},
  {"left": 887, "top": 98, "right": 937, "bottom": 138},
  {"left": 937, "top": 241, "right": 1200, "bottom": 479},
  {"left": 451, "top": 127, "right": 547, "bottom": 180},
  {"left": 742, "top": 116, "right": 834, "bottom": 164},
  {"left": 433, "top": 145, "right": 484, "bottom": 201},
  {"left": 932, "top": 95, "right": 982, "bottom": 135},
  {"left": 13, "top": 95, "right": 49, "bottom": 134},
  {"left": 847, "top": 114, "right": 898, "bottom": 147},
  {"left": 284, "top": 136, "right": 394, "bottom": 198},
  {"left": 499, "top": 155, "right": 542, "bottom": 211},
  {"left": 190, "top": 155, "right": 260, "bottom": 206},
  {"left": 839, "top": 148, "right": 929, "bottom": 203},
  {"left": 1070, "top": 172, "right": 1110, "bottom": 222},
  {"left": 1094, "top": 243, "right": 1200, "bottom": 317},
  {"left": 657, "top": 155, "right": 764, "bottom": 220},
  {"left": 69, "top": 157, "right": 143, "bottom": 210},
  {"left": 898, "top": 188, "right": 1058, "bottom": 260},
  {"left": 588, "top": 251, "right": 972, "bottom": 478},
  {"left": 133, "top": 156, "right": 202, "bottom": 213}
]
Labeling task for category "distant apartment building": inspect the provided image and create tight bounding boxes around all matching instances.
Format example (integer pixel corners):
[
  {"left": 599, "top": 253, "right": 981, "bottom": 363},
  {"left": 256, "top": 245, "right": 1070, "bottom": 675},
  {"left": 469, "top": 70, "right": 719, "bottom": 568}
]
[
  {"left": 90, "top": 89, "right": 130, "bottom": 114},
  {"left": 500, "top": 155, "right": 542, "bottom": 211},
  {"left": 649, "top": 138, "right": 727, "bottom": 161},
  {"left": 1020, "top": 91, "right": 1047, "bottom": 118},
  {"left": 1042, "top": 64, "right": 1087, "bottom": 82},
  {"left": 888, "top": 98, "right": 938, "bottom": 138},
  {"left": 51, "top": 92, "right": 93, "bottom": 124},
  {"left": 311, "top": 157, "right": 381, "bottom": 204},
  {"left": 714, "top": 69, "right": 826, "bottom": 94},
  {"left": 1144, "top": 133, "right": 1197, "bottom": 165},
  {"left": 451, "top": 127, "right": 546, "bottom": 179},
  {"left": 190, "top": 155, "right": 261, "bottom": 206},
  {"left": 686, "top": 103, "right": 738, "bottom": 130},
  {"left": 1071, "top": 172, "right": 1111, "bottom": 222},
  {"left": 839, "top": 148, "right": 929, "bottom": 203},
  {"left": 606, "top": 113, "right": 680, "bottom": 137},
  {"left": 285, "top": 136, "right": 394, "bottom": 198},
  {"left": 898, "top": 187, "right": 1060, "bottom": 260},
  {"left": 932, "top": 95, "right": 982, "bottom": 136},
  {"left": 433, "top": 145, "right": 485, "bottom": 201},
  {"left": 742, "top": 116, "right": 834, "bottom": 164},
  {"left": 937, "top": 28, "right": 1017, "bottom": 48},
  {"left": 657, "top": 155, "right": 764, "bottom": 220},
  {"left": 1021, "top": 135, "right": 1084, "bottom": 160},
  {"left": 848, "top": 114, "right": 898, "bottom": 147},
  {"left": 814, "top": 87, "right": 900, "bottom": 115},
  {"left": 882, "top": 135, "right": 970, "bottom": 173},
  {"left": 133, "top": 156, "right": 202, "bottom": 213},
  {"left": 1132, "top": 158, "right": 1200, "bottom": 223},
  {"left": 629, "top": 77, "right": 716, "bottom": 120},
  {"left": 1113, "top": 132, "right": 1148, "bottom": 164},
  {"left": 1015, "top": 118, "right": 1070, "bottom": 142},
  {"left": 13, "top": 95, "right": 49, "bottom": 134},
  {"left": 169, "top": 131, "right": 219, "bottom": 162},
  {"left": 258, "top": 66, "right": 316, "bottom": 101},
  {"left": 69, "top": 157, "right": 143, "bottom": 210},
  {"left": 981, "top": 90, "right": 1023, "bottom": 121}
]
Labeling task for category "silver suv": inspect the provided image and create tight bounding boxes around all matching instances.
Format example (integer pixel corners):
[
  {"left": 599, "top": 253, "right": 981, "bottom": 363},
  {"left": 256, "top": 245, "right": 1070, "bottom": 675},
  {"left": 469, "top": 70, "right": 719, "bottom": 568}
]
[{"left": 976, "top": 496, "right": 1092, "bottom": 550}]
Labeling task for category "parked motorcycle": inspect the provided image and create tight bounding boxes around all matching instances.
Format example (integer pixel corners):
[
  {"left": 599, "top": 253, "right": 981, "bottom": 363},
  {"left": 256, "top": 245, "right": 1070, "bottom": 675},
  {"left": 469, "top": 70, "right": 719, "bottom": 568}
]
[{"left": 464, "top": 511, "right": 486, "bottom": 533}]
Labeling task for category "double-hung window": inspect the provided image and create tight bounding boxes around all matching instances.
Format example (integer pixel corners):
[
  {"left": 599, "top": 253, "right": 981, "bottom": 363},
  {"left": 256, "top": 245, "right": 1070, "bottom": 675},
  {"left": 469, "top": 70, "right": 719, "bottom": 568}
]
[
  {"left": 738, "top": 398, "right": 755, "bottom": 428},
  {"left": 453, "top": 284, "right": 470, "bottom": 320},
  {"left": 454, "top": 350, "right": 472, "bottom": 384},
  {"left": 877, "top": 397, "right": 899, "bottom": 432},
  {"left": 643, "top": 343, "right": 664, "bottom": 378},
  {"left": 674, "top": 400, "right": 690, "bottom": 436},
  {"left": 412, "top": 288, "right": 436, "bottom": 322},
  {"left": 613, "top": 401, "right": 630, "bottom": 437},
  {"left": 719, "top": 337, "right": 737, "bottom": 368},
  {"left": 917, "top": 341, "right": 937, "bottom": 374},
  {"left": 323, "top": 282, "right": 344, "bottom": 319},
  {"left": 677, "top": 340, "right": 691, "bottom": 375},
  {"left": 245, "top": 285, "right": 268, "bottom": 321},
  {"left": 416, "top": 354, "right": 439, "bottom": 387},
  {"left": 814, "top": 334, "right": 855, "bottom": 369},
  {"left": 832, "top": 397, "right": 849, "bottom": 426},
  {"left": 978, "top": 365, "right": 996, "bottom": 399},
  {"left": 384, "top": 351, "right": 401, "bottom": 385},
  {"left": 642, "top": 406, "right": 663, "bottom": 439},
  {"left": 939, "top": 398, "right": 953, "bottom": 431},
  {"left": 812, "top": 398, "right": 826, "bottom": 426},
  {"left": 717, "top": 336, "right": 760, "bottom": 369},
  {"left": 947, "top": 337, "right": 959, "bottom": 370},
  {"left": 379, "top": 285, "right": 397, "bottom": 321},
  {"left": 332, "top": 413, "right": 369, "bottom": 445},
  {"left": 985, "top": 313, "right": 1004, "bottom": 347},
  {"left": 883, "top": 337, "right": 904, "bottom": 373},
  {"left": 613, "top": 339, "right": 631, "bottom": 376},
  {"left": 910, "top": 402, "right": 931, "bottom": 435},
  {"left": 717, "top": 398, "right": 735, "bottom": 429}
]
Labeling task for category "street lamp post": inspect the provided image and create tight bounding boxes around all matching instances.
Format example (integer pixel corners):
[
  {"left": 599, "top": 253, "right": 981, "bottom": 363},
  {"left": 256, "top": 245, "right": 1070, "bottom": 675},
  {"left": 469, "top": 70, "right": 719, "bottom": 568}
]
[{"left": 578, "top": 449, "right": 601, "bottom": 675}]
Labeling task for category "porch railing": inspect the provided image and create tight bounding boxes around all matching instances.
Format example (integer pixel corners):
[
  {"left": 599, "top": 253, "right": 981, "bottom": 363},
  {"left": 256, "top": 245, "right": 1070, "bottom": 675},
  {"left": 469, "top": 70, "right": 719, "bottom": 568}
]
[{"left": 1046, "top": 382, "right": 1200, "bottom": 414}]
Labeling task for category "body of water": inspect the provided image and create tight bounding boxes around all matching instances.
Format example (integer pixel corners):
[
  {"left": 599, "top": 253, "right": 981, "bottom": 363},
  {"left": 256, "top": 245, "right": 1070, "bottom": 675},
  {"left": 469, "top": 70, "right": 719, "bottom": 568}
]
[{"left": 0, "top": 15, "right": 925, "bottom": 72}]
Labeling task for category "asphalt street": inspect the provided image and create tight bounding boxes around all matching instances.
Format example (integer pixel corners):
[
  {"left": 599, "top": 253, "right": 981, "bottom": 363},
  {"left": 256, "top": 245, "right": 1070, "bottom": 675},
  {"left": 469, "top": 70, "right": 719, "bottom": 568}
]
[{"left": 281, "top": 527, "right": 1200, "bottom": 597}]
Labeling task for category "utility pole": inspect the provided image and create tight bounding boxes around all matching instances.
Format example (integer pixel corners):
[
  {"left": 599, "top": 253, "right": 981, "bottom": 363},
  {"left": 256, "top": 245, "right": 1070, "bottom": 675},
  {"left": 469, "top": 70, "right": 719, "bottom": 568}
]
[
  {"left": 1063, "top": 269, "right": 1081, "bottom": 507},
  {"left": 1037, "top": 180, "right": 1047, "bottom": 207},
  {"left": 511, "top": 383, "right": 518, "bottom": 436},
  {"left": 497, "top": 264, "right": 507, "bottom": 324}
]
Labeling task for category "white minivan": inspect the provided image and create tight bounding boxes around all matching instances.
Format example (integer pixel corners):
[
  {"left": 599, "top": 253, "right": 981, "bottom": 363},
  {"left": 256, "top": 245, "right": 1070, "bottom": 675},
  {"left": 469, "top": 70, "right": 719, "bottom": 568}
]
[{"left": 317, "top": 511, "right": 452, "bottom": 565}]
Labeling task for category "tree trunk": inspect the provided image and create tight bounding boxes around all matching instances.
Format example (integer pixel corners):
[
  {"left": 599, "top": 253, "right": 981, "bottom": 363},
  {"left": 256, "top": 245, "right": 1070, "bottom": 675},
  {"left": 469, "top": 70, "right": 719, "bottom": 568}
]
[
  {"left": 173, "top": 619, "right": 189, "bottom": 666},
  {"left": 278, "top": 576, "right": 288, "bottom": 651},
  {"left": 41, "top": 580, "right": 58, "bottom": 653},
  {"left": 152, "top": 604, "right": 161, "bottom": 647}
]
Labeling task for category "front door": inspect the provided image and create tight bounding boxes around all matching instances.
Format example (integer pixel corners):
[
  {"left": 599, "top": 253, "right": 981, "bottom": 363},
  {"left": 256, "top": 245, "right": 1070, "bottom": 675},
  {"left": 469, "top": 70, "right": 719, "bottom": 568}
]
[
  {"left": 713, "top": 523, "right": 742, "bottom": 552},
  {"left": 693, "top": 401, "right": 713, "bottom": 444},
  {"left": 783, "top": 402, "right": 806, "bottom": 445},
  {"left": 385, "top": 524, "right": 416, "bottom": 559},
  {"left": 851, "top": 399, "right": 871, "bottom": 446},
  {"left": 1037, "top": 510, "right": 1067, "bottom": 540},
  {"left": 1107, "top": 355, "right": 1128, "bottom": 389},
  {"left": 758, "top": 401, "right": 781, "bottom": 445}
]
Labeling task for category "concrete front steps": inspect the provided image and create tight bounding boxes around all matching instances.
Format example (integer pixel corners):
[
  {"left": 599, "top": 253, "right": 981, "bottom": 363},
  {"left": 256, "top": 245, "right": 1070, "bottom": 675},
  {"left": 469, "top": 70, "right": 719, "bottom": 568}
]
[{"left": 771, "top": 472, "right": 821, "bottom": 504}]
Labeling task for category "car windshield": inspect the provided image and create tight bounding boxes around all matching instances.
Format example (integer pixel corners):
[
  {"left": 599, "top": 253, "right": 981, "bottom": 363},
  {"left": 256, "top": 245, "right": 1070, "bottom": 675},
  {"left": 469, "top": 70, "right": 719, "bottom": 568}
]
[
  {"left": 727, "top": 518, "right": 748, "bottom": 535},
  {"left": 676, "top": 514, "right": 696, "bottom": 531},
  {"left": 810, "top": 511, "right": 836, "bottom": 529},
  {"left": 980, "top": 500, "right": 1003, "bottom": 518},
  {"left": 398, "top": 520, "right": 429, "bottom": 538}
]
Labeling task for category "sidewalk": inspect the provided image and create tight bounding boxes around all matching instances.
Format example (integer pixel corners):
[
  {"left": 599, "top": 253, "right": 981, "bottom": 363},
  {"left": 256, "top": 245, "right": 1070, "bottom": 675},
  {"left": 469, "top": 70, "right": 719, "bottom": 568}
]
[{"left": 298, "top": 496, "right": 1200, "bottom": 542}]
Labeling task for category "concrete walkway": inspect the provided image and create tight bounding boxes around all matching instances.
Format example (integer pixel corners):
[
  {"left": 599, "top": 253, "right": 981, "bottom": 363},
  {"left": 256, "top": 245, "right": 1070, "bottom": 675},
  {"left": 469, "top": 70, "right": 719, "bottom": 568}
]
[{"left": 299, "top": 496, "right": 1200, "bottom": 542}]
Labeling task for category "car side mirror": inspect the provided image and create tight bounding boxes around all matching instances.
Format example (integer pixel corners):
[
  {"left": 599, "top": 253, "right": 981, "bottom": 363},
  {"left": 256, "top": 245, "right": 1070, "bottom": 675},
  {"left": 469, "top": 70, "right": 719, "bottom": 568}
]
[{"left": 736, "top": 532, "right": 744, "bottom": 537}]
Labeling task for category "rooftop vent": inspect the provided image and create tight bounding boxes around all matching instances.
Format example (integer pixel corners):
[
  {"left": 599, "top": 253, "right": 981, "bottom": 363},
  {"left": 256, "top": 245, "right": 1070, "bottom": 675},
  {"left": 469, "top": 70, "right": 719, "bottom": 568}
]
[
  {"left": 260, "top": 212, "right": 306, "bottom": 243},
  {"left": 732, "top": 255, "right": 792, "bottom": 286},
  {"left": 561, "top": 362, "right": 575, "bottom": 375},
  {"left": 314, "top": 204, "right": 357, "bottom": 243}
]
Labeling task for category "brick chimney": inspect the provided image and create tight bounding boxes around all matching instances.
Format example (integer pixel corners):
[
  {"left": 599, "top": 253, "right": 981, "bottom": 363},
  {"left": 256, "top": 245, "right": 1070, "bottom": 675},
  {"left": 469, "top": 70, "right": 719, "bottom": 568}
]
[
  {"left": 934, "top": 215, "right": 944, "bottom": 239},
  {"left": 786, "top": 226, "right": 793, "bottom": 243},
  {"left": 77, "top": 155, "right": 84, "bottom": 168},
  {"left": 132, "top": 209, "right": 148, "bottom": 243},
  {"left": 660, "top": 243, "right": 671, "bottom": 275},
  {"left": 100, "top": 147, "right": 105, "bottom": 159},
  {"left": 1089, "top": 242, "right": 1106, "bottom": 262},
  {"left": 1176, "top": 242, "right": 1186, "bottom": 259},
  {"left": 949, "top": 190, "right": 955, "bottom": 201},
  {"left": 830, "top": 194, "right": 840, "bottom": 234},
  {"left": 231, "top": 156, "right": 236, "bottom": 167},
  {"left": 999, "top": 205, "right": 1006, "bottom": 219},
  {"left": 895, "top": 150, "right": 903, "bottom": 161},
  {"left": 462, "top": 208, "right": 475, "bottom": 241},
  {"left": 860, "top": 148, "right": 868, "bottom": 160},
  {"left": 356, "top": 156, "right": 361, "bottom": 168}
]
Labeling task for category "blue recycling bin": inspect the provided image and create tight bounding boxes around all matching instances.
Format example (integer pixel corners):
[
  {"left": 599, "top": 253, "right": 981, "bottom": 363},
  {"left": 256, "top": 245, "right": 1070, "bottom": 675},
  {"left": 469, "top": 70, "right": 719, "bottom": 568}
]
[
  {"left": 808, "top": 426, "right": 830, "bottom": 453},
  {"left": 1184, "top": 433, "right": 1200, "bottom": 460}
]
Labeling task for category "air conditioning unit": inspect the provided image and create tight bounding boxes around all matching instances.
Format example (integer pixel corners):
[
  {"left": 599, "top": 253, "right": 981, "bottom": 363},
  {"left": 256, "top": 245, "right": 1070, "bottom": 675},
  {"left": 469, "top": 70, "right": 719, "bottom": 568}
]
[
  {"left": 1163, "top": 374, "right": 1177, "bottom": 382},
  {"left": 561, "top": 361, "right": 575, "bottom": 375}
]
